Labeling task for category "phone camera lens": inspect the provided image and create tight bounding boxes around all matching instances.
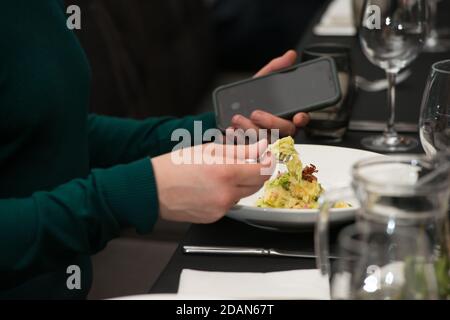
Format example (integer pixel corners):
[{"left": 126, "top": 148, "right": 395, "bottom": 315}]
[{"left": 231, "top": 102, "right": 241, "bottom": 111}]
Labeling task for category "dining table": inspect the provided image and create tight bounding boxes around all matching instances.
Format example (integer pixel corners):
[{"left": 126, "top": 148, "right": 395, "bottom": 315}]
[{"left": 149, "top": 0, "right": 450, "bottom": 295}]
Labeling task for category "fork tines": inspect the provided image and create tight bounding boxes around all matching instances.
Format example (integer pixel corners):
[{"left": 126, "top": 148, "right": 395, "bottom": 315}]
[{"left": 277, "top": 152, "right": 293, "bottom": 163}]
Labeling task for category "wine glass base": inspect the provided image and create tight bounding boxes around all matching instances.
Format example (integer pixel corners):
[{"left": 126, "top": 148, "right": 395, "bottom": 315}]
[{"left": 361, "top": 134, "right": 418, "bottom": 152}]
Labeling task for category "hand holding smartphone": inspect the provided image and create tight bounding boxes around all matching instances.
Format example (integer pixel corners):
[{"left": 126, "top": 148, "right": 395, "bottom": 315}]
[{"left": 213, "top": 57, "right": 342, "bottom": 130}]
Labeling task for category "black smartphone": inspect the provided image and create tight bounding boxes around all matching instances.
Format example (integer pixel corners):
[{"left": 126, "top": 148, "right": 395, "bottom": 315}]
[{"left": 213, "top": 57, "right": 342, "bottom": 131}]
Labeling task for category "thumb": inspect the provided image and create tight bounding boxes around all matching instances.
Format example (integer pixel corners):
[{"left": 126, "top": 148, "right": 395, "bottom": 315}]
[
  {"left": 244, "top": 139, "right": 269, "bottom": 160},
  {"left": 224, "top": 139, "right": 269, "bottom": 163},
  {"left": 224, "top": 139, "right": 268, "bottom": 161}
]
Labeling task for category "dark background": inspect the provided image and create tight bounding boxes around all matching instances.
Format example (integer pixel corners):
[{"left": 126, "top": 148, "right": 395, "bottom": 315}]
[{"left": 69, "top": 0, "right": 327, "bottom": 118}]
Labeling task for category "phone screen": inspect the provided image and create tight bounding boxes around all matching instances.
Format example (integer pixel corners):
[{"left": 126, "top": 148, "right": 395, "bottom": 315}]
[{"left": 214, "top": 58, "right": 340, "bottom": 130}]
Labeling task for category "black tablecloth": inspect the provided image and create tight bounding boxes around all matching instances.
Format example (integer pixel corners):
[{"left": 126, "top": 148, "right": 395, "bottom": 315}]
[{"left": 150, "top": 1, "right": 450, "bottom": 294}]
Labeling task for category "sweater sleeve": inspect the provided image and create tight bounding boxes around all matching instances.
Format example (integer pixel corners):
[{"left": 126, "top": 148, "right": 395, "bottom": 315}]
[
  {"left": 88, "top": 112, "right": 217, "bottom": 169},
  {"left": 0, "top": 158, "right": 158, "bottom": 290}
]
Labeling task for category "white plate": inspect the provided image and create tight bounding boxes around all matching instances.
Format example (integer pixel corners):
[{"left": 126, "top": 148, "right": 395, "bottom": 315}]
[{"left": 227, "top": 145, "right": 382, "bottom": 231}]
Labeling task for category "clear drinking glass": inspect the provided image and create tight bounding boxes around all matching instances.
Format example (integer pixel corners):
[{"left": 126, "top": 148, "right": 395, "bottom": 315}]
[
  {"left": 331, "top": 223, "right": 441, "bottom": 300},
  {"left": 352, "top": 0, "right": 365, "bottom": 30},
  {"left": 358, "top": 0, "right": 429, "bottom": 152},
  {"left": 419, "top": 60, "right": 450, "bottom": 157},
  {"left": 424, "top": 0, "right": 450, "bottom": 53},
  {"left": 315, "top": 154, "right": 450, "bottom": 299},
  {"left": 301, "top": 44, "right": 355, "bottom": 142}
]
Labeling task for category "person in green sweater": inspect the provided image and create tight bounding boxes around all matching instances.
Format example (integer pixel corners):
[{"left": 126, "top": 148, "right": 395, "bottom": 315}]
[{"left": 0, "top": 0, "right": 310, "bottom": 299}]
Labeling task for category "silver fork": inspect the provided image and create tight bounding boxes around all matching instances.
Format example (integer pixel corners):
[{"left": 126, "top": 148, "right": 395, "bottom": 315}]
[
  {"left": 277, "top": 152, "right": 293, "bottom": 164},
  {"left": 244, "top": 149, "right": 293, "bottom": 164}
]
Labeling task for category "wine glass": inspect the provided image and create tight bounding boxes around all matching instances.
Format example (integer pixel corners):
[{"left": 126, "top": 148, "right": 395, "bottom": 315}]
[
  {"left": 419, "top": 60, "right": 450, "bottom": 157},
  {"left": 424, "top": 0, "right": 450, "bottom": 53},
  {"left": 359, "top": 0, "right": 429, "bottom": 152}
]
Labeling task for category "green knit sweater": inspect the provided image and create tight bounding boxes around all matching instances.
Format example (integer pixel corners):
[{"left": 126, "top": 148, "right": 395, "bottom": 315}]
[{"left": 0, "top": 0, "right": 215, "bottom": 299}]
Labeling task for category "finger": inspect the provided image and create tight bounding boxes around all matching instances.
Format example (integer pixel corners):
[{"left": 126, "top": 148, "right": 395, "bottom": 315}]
[
  {"left": 224, "top": 127, "right": 237, "bottom": 144},
  {"left": 234, "top": 168, "right": 272, "bottom": 187},
  {"left": 245, "top": 139, "right": 268, "bottom": 160},
  {"left": 293, "top": 113, "right": 310, "bottom": 127},
  {"left": 234, "top": 185, "right": 266, "bottom": 200},
  {"left": 231, "top": 114, "right": 260, "bottom": 132},
  {"left": 222, "top": 139, "right": 269, "bottom": 160},
  {"left": 250, "top": 110, "right": 297, "bottom": 137},
  {"left": 230, "top": 156, "right": 275, "bottom": 186},
  {"left": 254, "top": 50, "right": 298, "bottom": 78}
]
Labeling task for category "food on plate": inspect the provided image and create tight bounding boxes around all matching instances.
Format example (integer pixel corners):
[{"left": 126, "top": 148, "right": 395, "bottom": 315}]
[
  {"left": 256, "top": 137, "right": 350, "bottom": 210},
  {"left": 256, "top": 137, "right": 322, "bottom": 209}
]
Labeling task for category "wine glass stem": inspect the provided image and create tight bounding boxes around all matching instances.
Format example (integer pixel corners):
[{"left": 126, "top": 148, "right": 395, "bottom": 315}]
[
  {"left": 385, "top": 71, "right": 398, "bottom": 137},
  {"left": 430, "top": 0, "right": 438, "bottom": 33}
]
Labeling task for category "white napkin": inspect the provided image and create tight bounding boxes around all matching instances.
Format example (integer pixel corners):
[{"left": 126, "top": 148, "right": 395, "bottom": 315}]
[
  {"left": 314, "top": 0, "right": 357, "bottom": 36},
  {"left": 178, "top": 269, "right": 330, "bottom": 300}
]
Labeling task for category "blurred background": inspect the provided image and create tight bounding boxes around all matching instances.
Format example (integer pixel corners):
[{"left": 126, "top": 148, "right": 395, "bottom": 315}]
[{"left": 68, "top": 0, "right": 327, "bottom": 299}]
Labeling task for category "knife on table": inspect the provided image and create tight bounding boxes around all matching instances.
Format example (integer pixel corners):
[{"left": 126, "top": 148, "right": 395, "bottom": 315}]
[{"left": 183, "top": 246, "right": 340, "bottom": 260}]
